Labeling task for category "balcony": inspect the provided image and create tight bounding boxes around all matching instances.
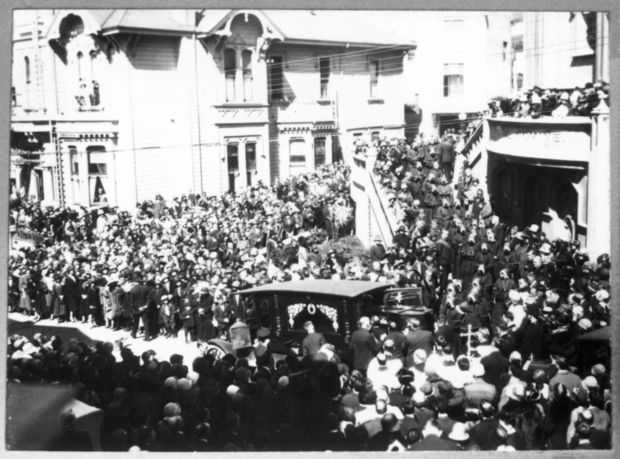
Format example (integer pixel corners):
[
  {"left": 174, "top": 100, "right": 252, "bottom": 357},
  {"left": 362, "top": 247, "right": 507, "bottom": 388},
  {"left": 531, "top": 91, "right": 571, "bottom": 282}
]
[{"left": 486, "top": 116, "right": 592, "bottom": 163}]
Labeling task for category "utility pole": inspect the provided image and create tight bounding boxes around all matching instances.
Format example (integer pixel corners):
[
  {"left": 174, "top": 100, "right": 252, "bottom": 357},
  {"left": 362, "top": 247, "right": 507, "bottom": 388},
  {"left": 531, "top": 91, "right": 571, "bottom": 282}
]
[{"left": 194, "top": 10, "right": 205, "bottom": 194}]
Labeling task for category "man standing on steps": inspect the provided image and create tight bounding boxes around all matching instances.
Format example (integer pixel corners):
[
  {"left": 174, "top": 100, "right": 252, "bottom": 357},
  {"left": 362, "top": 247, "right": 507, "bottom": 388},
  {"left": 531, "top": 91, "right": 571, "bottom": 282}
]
[
  {"left": 438, "top": 135, "right": 456, "bottom": 182},
  {"left": 349, "top": 316, "right": 381, "bottom": 376}
]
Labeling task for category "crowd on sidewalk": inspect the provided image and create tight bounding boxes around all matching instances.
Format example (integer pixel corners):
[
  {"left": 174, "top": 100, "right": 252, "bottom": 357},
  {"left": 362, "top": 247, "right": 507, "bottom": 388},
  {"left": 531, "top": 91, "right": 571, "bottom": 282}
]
[{"left": 6, "top": 141, "right": 612, "bottom": 451}]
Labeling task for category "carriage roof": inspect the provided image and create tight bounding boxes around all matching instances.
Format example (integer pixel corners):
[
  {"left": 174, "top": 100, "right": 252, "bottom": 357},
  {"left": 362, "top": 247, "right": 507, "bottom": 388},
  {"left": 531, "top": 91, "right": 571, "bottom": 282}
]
[{"left": 237, "top": 280, "right": 391, "bottom": 299}]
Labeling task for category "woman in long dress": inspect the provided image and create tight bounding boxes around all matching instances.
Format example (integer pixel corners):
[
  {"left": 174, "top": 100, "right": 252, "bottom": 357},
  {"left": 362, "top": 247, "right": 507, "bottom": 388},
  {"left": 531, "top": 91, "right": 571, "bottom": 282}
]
[
  {"left": 34, "top": 280, "right": 52, "bottom": 321},
  {"left": 18, "top": 269, "right": 32, "bottom": 314},
  {"left": 101, "top": 283, "right": 113, "bottom": 328}
]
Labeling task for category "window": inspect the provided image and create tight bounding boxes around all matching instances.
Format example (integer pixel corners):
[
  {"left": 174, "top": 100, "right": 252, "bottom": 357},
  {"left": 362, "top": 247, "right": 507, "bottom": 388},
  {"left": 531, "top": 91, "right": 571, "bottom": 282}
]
[
  {"left": 369, "top": 60, "right": 379, "bottom": 98},
  {"left": 319, "top": 57, "right": 330, "bottom": 99},
  {"left": 227, "top": 143, "right": 239, "bottom": 172},
  {"left": 443, "top": 63, "right": 464, "bottom": 98},
  {"left": 87, "top": 146, "right": 107, "bottom": 175},
  {"left": 69, "top": 146, "right": 79, "bottom": 175},
  {"left": 24, "top": 56, "right": 31, "bottom": 84},
  {"left": 289, "top": 138, "right": 306, "bottom": 165},
  {"left": 227, "top": 143, "right": 239, "bottom": 193},
  {"left": 314, "top": 137, "right": 326, "bottom": 167},
  {"left": 242, "top": 50, "right": 253, "bottom": 102},
  {"left": 371, "top": 131, "right": 381, "bottom": 143},
  {"left": 268, "top": 56, "right": 284, "bottom": 101},
  {"left": 224, "top": 48, "right": 236, "bottom": 102},
  {"left": 245, "top": 142, "right": 256, "bottom": 185},
  {"left": 11, "top": 86, "right": 16, "bottom": 106}
]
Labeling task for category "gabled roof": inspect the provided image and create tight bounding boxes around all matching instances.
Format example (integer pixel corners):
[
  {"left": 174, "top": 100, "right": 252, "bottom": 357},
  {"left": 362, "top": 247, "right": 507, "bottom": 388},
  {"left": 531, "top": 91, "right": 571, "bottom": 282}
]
[
  {"left": 42, "top": 9, "right": 417, "bottom": 46},
  {"left": 238, "top": 279, "right": 391, "bottom": 298},
  {"left": 99, "top": 9, "right": 196, "bottom": 36},
  {"left": 263, "top": 10, "right": 416, "bottom": 48},
  {"left": 198, "top": 9, "right": 416, "bottom": 48}
]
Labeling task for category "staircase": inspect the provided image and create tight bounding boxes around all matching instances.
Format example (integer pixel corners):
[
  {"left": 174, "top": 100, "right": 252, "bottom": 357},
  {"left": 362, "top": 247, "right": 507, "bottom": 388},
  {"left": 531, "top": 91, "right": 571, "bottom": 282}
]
[
  {"left": 454, "top": 121, "right": 489, "bottom": 199},
  {"left": 350, "top": 149, "right": 398, "bottom": 248}
]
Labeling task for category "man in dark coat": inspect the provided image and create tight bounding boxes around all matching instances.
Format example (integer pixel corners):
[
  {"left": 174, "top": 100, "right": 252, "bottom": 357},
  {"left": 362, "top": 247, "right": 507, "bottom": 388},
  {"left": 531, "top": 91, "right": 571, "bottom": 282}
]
[
  {"left": 480, "top": 345, "right": 510, "bottom": 389},
  {"left": 195, "top": 286, "right": 215, "bottom": 342},
  {"left": 438, "top": 138, "right": 456, "bottom": 181},
  {"left": 128, "top": 274, "right": 153, "bottom": 339},
  {"left": 403, "top": 318, "right": 434, "bottom": 367},
  {"left": 368, "top": 413, "right": 404, "bottom": 451},
  {"left": 408, "top": 419, "right": 459, "bottom": 451},
  {"left": 512, "top": 313, "right": 544, "bottom": 360},
  {"left": 435, "top": 229, "right": 454, "bottom": 293},
  {"left": 370, "top": 236, "right": 387, "bottom": 262},
  {"left": 349, "top": 316, "right": 381, "bottom": 375},
  {"left": 392, "top": 226, "right": 410, "bottom": 250},
  {"left": 62, "top": 270, "right": 79, "bottom": 322}
]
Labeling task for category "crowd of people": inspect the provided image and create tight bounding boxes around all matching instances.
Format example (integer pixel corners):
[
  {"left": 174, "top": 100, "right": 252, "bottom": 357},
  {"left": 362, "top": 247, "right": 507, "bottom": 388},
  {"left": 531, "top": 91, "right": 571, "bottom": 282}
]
[
  {"left": 6, "top": 140, "right": 612, "bottom": 451},
  {"left": 488, "top": 81, "right": 610, "bottom": 119},
  {"left": 8, "top": 163, "right": 355, "bottom": 341}
]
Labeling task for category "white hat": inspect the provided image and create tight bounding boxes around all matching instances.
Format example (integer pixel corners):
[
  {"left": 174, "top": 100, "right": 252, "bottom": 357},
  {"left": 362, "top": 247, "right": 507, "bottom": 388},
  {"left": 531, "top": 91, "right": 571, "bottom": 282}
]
[
  {"left": 448, "top": 422, "right": 470, "bottom": 442},
  {"left": 412, "top": 390, "right": 426, "bottom": 405},
  {"left": 595, "top": 289, "right": 610, "bottom": 302},
  {"left": 508, "top": 290, "right": 521, "bottom": 303},
  {"left": 509, "top": 351, "right": 522, "bottom": 362},
  {"left": 226, "top": 384, "right": 240, "bottom": 396},
  {"left": 413, "top": 349, "right": 427, "bottom": 365},
  {"left": 582, "top": 375, "right": 599, "bottom": 389},
  {"left": 578, "top": 318, "right": 592, "bottom": 330}
]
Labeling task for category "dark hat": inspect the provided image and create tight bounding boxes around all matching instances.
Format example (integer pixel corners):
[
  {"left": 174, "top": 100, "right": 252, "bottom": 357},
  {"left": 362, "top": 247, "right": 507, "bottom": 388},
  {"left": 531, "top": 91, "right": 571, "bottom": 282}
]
[
  {"left": 256, "top": 327, "right": 271, "bottom": 339},
  {"left": 381, "top": 413, "right": 401, "bottom": 433}
]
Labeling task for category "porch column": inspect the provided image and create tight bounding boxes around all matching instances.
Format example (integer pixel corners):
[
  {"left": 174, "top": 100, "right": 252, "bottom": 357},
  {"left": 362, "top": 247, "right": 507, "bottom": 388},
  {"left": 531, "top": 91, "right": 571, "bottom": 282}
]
[{"left": 586, "top": 97, "right": 610, "bottom": 258}]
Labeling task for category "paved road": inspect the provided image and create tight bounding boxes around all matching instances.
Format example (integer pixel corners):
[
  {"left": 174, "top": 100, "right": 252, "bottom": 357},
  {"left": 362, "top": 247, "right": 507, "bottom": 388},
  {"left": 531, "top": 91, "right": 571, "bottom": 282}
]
[{"left": 8, "top": 312, "right": 205, "bottom": 365}]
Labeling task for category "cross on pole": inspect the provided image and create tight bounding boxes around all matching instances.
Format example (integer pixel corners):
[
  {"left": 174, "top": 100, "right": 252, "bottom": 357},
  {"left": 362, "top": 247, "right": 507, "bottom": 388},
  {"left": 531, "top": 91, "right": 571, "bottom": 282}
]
[{"left": 460, "top": 324, "right": 475, "bottom": 359}]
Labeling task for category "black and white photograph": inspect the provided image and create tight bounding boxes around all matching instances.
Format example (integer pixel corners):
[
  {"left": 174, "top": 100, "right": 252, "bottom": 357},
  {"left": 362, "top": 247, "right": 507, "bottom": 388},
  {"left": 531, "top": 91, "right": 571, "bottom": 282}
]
[{"left": 4, "top": 6, "right": 614, "bottom": 453}]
